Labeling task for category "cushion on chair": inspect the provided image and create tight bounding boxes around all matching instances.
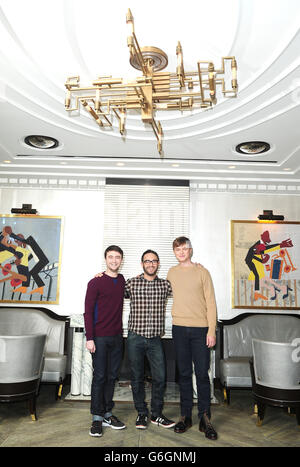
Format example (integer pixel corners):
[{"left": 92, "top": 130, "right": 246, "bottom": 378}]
[
  {"left": 41, "top": 353, "right": 67, "bottom": 383},
  {"left": 220, "top": 357, "right": 252, "bottom": 387}
]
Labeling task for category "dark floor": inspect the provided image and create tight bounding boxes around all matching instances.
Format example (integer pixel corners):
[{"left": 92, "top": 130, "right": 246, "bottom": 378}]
[{"left": 0, "top": 383, "right": 299, "bottom": 448}]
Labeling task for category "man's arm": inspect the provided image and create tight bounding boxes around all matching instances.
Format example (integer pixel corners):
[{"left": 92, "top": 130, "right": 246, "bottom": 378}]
[
  {"left": 84, "top": 279, "right": 99, "bottom": 352},
  {"left": 202, "top": 270, "right": 217, "bottom": 347},
  {"left": 166, "top": 279, "right": 173, "bottom": 298},
  {"left": 124, "top": 278, "right": 131, "bottom": 299}
]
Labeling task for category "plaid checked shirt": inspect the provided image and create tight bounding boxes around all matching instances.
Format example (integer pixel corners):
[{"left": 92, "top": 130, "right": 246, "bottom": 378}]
[{"left": 125, "top": 274, "right": 172, "bottom": 338}]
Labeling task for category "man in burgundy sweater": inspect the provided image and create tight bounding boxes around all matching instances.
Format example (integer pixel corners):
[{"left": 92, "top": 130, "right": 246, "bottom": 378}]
[{"left": 84, "top": 245, "right": 126, "bottom": 437}]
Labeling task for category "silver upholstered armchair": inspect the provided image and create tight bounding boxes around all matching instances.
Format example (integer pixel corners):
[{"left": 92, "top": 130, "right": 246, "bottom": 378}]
[
  {"left": 250, "top": 338, "right": 300, "bottom": 427},
  {"left": 0, "top": 307, "right": 69, "bottom": 399},
  {"left": 218, "top": 313, "right": 300, "bottom": 404},
  {"left": 0, "top": 334, "right": 46, "bottom": 420}
]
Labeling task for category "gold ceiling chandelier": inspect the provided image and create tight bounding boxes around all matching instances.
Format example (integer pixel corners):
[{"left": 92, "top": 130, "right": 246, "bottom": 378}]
[{"left": 65, "top": 9, "right": 238, "bottom": 155}]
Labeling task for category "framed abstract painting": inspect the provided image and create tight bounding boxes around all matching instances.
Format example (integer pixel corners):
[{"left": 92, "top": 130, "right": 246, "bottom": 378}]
[
  {"left": 0, "top": 215, "right": 63, "bottom": 304},
  {"left": 231, "top": 220, "right": 300, "bottom": 309}
]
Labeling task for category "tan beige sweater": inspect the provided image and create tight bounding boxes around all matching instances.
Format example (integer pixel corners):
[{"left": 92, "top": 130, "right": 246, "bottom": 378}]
[{"left": 167, "top": 264, "right": 217, "bottom": 337}]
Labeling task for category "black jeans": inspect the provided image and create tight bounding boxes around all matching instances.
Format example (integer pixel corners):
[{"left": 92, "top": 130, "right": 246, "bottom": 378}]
[
  {"left": 127, "top": 331, "right": 166, "bottom": 417},
  {"left": 90, "top": 335, "right": 123, "bottom": 417},
  {"left": 172, "top": 325, "right": 211, "bottom": 419}
]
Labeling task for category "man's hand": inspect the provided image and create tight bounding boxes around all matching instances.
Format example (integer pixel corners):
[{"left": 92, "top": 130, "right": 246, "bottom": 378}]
[
  {"left": 94, "top": 272, "right": 103, "bottom": 278},
  {"left": 86, "top": 340, "right": 96, "bottom": 353},
  {"left": 206, "top": 335, "right": 216, "bottom": 348}
]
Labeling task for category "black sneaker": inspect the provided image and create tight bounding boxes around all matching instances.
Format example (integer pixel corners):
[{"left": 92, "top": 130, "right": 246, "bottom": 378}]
[
  {"left": 89, "top": 420, "right": 102, "bottom": 437},
  {"left": 136, "top": 414, "right": 148, "bottom": 429},
  {"left": 150, "top": 414, "right": 176, "bottom": 428},
  {"left": 103, "top": 415, "right": 126, "bottom": 430}
]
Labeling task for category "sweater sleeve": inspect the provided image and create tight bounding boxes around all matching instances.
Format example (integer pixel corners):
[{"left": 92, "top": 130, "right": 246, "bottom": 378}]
[
  {"left": 84, "top": 278, "right": 99, "bottom": 341},
  {"left": 124, "top": 278, "right": 131, "bottom": 299},
  {"left": 202, "top": 270, "right": 217, "bottom": 337},
  {"left": 166, "top": 279, "right": 173, "bottom": 297}
]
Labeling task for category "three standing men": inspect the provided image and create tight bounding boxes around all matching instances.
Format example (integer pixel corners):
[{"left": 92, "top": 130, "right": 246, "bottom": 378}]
[{"left": 84, "top": 237, "right": 218, "bottom": 440}]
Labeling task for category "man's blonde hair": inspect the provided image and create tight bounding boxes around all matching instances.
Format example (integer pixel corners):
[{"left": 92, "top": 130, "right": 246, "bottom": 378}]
[{"left": 172, "top": 236, "right": 192, "bottom": 250}]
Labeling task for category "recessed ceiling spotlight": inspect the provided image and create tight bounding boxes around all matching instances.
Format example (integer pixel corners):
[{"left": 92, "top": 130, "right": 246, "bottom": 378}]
[
  {"left": 116, "top": 162, "right": 125, "bottom": 166},
  {"left": 283, "top": 168, "right": 291, "bottom": 171},
  {"left": 3, "top": 160, "right": 11, "bottom": 163},
  {"left": 172, "top": 163, "right": 180, "bottom": 167},
  {"left": 24, "top": 135, "right": 59, "bottom": 149},
  {"left": 236, "top": 141, "right": 270, "bottom": 155},
  {"left": 228, "top": 165, "right": 236, "bottom": 169}
]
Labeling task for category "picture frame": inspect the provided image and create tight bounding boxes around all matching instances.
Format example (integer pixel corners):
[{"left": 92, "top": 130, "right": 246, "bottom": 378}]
[
  {"left": 0, "top": 215, "right": 63, "bottom": 304},
  {"left": 231, "top": 220, "right": 300, "bottom": 309}
]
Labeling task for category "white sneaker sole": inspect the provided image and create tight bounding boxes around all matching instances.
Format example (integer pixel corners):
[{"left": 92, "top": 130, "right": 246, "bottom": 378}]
[
  {"left": 150, "top": 420, "right": 176, "bottom": 428},
  {"left": 89, "top": 431, "right": 102, "bottom": 437},
  {"left": 102, "top": 422, "right": 126, "bottom": 430}
]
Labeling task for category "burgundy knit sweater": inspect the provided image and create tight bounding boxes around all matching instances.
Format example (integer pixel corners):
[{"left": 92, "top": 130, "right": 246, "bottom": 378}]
[{"left": 84, "top": 273, "right": 125, "bottom": 340}]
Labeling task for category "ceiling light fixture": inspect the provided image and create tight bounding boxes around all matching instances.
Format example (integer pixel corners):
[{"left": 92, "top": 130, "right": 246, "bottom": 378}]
[
  {"left": 24, "top": 135, "right": 59, "bottom": 149},
  {"left": 236, "top": 141, "right": 270, "bottom": 155},
  {"left": 65, "top": 9, "right": 238, "bottom": 155}
]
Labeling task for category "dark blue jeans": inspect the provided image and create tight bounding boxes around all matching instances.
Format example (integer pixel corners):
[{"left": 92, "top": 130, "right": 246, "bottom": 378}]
[
  {"left": 172, "top": 325, "right": 211, "bottom": 419},
  {"left": 127, "top": 331, "right": 166, "bottom": 417},
  {"left": 90, "top": 335, "right": 123, "bottom": 417}
]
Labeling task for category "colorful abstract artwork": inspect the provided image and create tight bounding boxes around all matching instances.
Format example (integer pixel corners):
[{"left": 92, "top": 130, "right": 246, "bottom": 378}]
[
  {"left": 0, "top": 215, "right": 63, "bottom": 304},
  {"left": 231, "top": 220, "right": 300, "bottom": 309}
]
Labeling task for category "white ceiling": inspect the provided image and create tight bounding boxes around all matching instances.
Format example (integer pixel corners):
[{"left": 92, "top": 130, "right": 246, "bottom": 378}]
[{"left": 0, "top": 0, "right": 300, "bottom": 183}]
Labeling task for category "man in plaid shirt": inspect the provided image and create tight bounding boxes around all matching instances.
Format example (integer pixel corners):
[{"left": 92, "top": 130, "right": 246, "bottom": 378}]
[{"left": 125, "top": 249, "right": 175, "bottom": 430}]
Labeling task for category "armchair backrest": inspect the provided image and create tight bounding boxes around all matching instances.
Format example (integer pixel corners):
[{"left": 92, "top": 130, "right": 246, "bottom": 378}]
[
  {"left": 252, "top": 338, "right": 300, "bottom": 390},
  {"left": 0, "top": 307, "right": 68, "bottom": 355},
  {"left": 0, "top": 334, "right": 46, "bottom": 383},
  {"left": 222, "top": 314, "right": 300, "bottom": 358}
]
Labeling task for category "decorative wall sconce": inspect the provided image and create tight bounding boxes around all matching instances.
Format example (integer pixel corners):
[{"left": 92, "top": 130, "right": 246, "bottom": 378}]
[
  {"left": 258, "top": 210, "right": 284, "bottom": 221},
  {"left": 11, "top": 204, "right": 37, "bottom": 215}
]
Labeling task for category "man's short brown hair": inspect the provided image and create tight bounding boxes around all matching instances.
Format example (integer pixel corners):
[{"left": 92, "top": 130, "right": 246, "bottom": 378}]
[
  {"left": 104, "top": 245, "right": 124, "bottom": 258},
  {"left": 172, "top": 236, "right": 192, "bottom": 250}
]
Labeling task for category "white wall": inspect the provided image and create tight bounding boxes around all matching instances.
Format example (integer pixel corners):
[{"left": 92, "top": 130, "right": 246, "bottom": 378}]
[
  {"left": 190, "top": 190, "right": 300, "bottom": 320},
  {"left": 2, "top": 185, "right": 300, "bottom": 320},
  {"left": 0, "top": 187, "right": 105, "bottom": 316}
]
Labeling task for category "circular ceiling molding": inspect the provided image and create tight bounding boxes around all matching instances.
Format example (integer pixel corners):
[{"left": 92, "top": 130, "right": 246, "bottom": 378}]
[
  {"left": 235, "top": 141, "right": 270, "bottom": 155},
  {"left": 24, "top": 135, "right": 59, "bottom": 149}
]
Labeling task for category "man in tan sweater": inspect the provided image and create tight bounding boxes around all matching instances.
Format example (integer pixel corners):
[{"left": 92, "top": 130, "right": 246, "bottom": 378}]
[{"left": 167, "top": 236, "right": 218, "bottom": 440}]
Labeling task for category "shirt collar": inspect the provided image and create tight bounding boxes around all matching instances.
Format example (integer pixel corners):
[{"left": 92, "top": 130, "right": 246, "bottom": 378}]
[{"left": 140, "top": 273, "right": 159, "bottom": 282}]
